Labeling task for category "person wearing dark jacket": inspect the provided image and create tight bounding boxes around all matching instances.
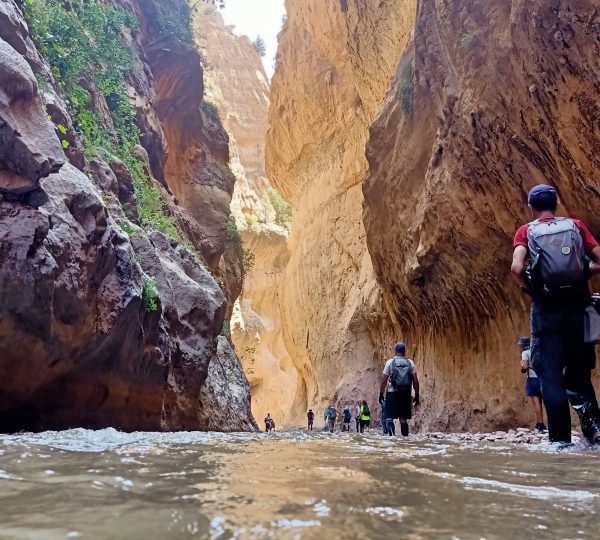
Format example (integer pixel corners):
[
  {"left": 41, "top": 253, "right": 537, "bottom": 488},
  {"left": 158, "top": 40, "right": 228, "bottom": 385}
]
[
  {"left": 307, "top": 409, "right": 314, "bottom": 431},
  {"left": 511, "top": 184, "right": 600, "bottom": 443}
]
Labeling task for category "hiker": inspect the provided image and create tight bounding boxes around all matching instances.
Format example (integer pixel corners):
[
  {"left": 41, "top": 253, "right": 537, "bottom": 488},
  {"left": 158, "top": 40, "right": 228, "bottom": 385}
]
[
  {"left": 326, "top": 405, "right": 338, "bottom": 433},
  {"left": 511, "top": 184, "right": 600, "bottom": 444},
  {"left": 359, "top": 400, "right": 371, "bottom": 433},
  {"left": 355, "top": 401, "right": 361, "bottom": 432},
  {"left": 342, "top": 406, "right": 352, "bottom": 431},
  {"left": 518, "top": 336, "right": 546, "bottom": 432},
  {"left": 307, "top": 409, "right": 314, "bottom": 431},
  {"left": 379, "top": 341, "right": 420, "bottom": 437},
  {"left": 380, "top": 398, "right": 389, "bottom": 435},
  {"left": 264, "top": 414, "right": 275, "bottom": 432}
]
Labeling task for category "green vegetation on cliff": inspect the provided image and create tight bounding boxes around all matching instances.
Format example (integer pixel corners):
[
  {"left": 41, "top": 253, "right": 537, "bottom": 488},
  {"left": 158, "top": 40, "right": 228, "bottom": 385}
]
[{"left": 19, "top": 0, "right": 181, "bottom": 241}]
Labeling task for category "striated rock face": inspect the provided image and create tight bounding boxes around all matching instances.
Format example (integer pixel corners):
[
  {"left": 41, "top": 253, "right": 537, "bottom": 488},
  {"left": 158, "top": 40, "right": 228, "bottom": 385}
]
[
  {"left": 194, "top": 11, "right": 271, "bottom": 216},
  {"left": 0, "top": 0, "right": 256, "bottom": 432},
  {"left": 268, "top": 0, "right": 600, "bottom": 430},
  {"left": 266, "top": 0, "right": 417, "bottom": 423},
  {"left": 363, "top": 0, "right": 600, "bottom": 430},
  {"left": 194, "top": 11, "right": 295, "bottom": 423}
]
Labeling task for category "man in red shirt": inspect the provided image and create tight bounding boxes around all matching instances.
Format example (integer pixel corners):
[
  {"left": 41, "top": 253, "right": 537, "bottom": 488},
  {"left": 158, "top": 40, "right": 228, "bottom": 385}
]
[{"left": 511, "top": 184, "right": 600, "bottom": 444}]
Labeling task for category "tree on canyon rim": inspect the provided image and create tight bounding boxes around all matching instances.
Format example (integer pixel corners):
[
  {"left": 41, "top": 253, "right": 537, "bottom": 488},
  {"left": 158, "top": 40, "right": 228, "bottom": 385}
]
[{"left": 253, "top": 35, "right": 267, "bottom": 57}]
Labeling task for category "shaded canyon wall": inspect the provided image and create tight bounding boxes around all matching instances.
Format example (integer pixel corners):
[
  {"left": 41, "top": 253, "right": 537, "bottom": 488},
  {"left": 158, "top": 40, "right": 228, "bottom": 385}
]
[
  {"left": 0, "top": 0, "right": 256, "bottom": 432},
  {"left": 363, "top": 0, "right": 600, "bottom": 430}
]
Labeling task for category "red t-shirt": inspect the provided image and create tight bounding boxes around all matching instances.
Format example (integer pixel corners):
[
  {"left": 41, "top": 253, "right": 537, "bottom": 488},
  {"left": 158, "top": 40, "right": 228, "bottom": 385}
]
[{"left": 513, "top": 218, "right": 599, "bottom": 255}]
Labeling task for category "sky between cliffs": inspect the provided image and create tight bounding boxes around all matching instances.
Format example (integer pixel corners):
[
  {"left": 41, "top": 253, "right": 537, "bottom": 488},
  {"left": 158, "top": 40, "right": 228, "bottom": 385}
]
[{"left": 220, "top": 0, "right": 286, "bottom": 79}]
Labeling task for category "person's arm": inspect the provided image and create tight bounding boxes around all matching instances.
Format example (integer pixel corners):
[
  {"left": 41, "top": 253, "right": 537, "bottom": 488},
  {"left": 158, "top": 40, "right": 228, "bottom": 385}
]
[
  {"left": 412, "top": 372, "right": 420, "bottom": 405},
  {"left": 511, "top": 245, "right": 530, "bottom": 290},
  {"left": 590, "top": 245, "right": 600, "bottom": 276},
  {"left": 379, "top": 375, "right": 388, "bottom": 404}
]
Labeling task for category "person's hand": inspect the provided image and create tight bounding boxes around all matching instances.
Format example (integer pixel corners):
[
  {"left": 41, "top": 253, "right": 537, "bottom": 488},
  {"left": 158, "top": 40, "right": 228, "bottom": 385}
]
[
  {"left": 413, "top": 394, "right": 420, "bottom": 406},
  {"left": 378, "top": 393, "right": 385, "bottom": 405},
  {"left": 520, "top": 360, "right": 528, "bottom": 372}
]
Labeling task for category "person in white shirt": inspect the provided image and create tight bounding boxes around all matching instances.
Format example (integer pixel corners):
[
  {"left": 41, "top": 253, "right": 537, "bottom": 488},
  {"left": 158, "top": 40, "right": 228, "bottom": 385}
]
[{"left": 379, "top": 342, "right": 420, "bottom": 437}]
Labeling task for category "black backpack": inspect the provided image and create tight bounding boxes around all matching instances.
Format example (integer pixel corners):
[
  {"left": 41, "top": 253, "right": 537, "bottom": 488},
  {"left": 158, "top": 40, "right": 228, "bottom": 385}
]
[
  {"left": 362, "top": 404, "right": 370, "bottom": 416},
  {"left": 389, "top": 356, "right": 413, "bottom": 390}
]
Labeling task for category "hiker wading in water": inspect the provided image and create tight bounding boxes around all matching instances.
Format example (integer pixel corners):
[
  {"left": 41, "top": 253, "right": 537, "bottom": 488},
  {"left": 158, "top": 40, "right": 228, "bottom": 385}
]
[
  {"left": 518, "top": 336, "right": 546, "bottom": 432},
  {"left": 359, "top": 400, "right": 371, "bottom": 433},
  {"left": 264, "top": 414, "right": 275, "bottom": 433},
  {"left": 511, "top": 184, "right": 600, "bottom": 444},
  {"left": 379, "top": 342, "right": 419, "bottom": 437}
]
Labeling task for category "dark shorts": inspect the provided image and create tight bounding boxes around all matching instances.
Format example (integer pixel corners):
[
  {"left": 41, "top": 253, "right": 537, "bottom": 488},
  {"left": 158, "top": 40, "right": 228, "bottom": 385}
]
[
  {"left": 525, "top": 377, "right": 542, "bottom": 398},
  {"left": 385, "top": 390, "right": 412, "bottom": 420}
]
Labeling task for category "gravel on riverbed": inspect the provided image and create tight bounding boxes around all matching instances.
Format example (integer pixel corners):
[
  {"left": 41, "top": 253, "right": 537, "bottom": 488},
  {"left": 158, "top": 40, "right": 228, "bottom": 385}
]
[{"left": 426, "top": 429, "right": 582, "bottom": 445}]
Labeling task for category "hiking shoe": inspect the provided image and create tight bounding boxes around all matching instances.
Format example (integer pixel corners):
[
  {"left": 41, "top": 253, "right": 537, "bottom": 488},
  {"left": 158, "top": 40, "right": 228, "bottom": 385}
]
[
  {"left": 580, "top": 416, "right": 600, "bottom": 444},
  {"left": 535, "top": 423, "right": 546, "bottom": 433}
]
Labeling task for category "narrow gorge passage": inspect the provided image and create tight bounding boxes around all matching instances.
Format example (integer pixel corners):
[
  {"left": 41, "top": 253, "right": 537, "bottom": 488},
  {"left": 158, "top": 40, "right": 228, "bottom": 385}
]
[
  {"left": 3, "top": 0, "right": 600, "bottom": 538},
  {"left": 1, "top": 0, "right": 600, "bottom": 433}
]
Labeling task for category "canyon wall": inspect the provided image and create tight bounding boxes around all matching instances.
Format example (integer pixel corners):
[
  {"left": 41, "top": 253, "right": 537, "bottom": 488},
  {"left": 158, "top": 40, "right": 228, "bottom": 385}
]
[
  {"left": 0, "top": 0, "right": 256, "bottom": 432},
  {"left": 194, "top": 11, "right": 296, "bottom": 423},
  {"left": 266, "top": 0, "right": 417, "bottom": 424},
  {"left": 363, "top": 0, "right": 600, "bottom": 430},
  {"left": 267, "top": 0, "right": 600, "bottom": 430}
]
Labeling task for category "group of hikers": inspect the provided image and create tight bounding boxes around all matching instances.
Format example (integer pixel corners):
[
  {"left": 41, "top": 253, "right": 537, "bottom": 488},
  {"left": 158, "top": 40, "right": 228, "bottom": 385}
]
[
  {"left": 265, "top": 185, "right": 600, "bottom": 445},
  {"left": 306, "top": 343, "right": 420, "bottom": 436}
]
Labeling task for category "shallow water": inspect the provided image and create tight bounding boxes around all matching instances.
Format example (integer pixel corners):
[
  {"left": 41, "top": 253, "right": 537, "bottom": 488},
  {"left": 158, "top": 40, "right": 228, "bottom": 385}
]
[{"left": 1, "top": 429, "right": 600, "bottom": 539}]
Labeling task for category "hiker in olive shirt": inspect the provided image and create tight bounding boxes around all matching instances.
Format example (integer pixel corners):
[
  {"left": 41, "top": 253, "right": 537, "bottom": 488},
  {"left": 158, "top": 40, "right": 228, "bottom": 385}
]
[{"left": 379, "top": 342, "right": 420, "bottom": 437}]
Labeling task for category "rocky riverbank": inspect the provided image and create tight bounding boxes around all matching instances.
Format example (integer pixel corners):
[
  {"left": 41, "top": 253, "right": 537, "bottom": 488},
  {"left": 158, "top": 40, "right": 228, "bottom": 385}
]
[{"left": 427, "top": 429, "right": 582, "bottom": 445}]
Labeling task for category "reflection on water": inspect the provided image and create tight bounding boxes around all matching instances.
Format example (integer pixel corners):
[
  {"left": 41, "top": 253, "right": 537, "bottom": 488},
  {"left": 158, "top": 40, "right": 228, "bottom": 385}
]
[{"left": 1, "top": 429, "right": 600, "bottom": 538}]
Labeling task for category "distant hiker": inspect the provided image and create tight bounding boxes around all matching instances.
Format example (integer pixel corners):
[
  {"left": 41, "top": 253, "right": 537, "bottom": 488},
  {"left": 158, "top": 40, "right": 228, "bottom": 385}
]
[
  {"left": 342, "top": 406, "right": 352, "bottom": 431},
  {"left": 359, "top": 400, "right": 371, "bottom": 433},
  {"left": 379, "top": 341, "right": 420, "bottom": 437},
  {"left": 264, "top": 414, "right": 275, "bottom": 433},
  {"left": 326, "top": 405, "right": 338, "bottom": 433},
  {"left": 380, "top": 399, "right": 389, "bottom": 435},
  {"left": 355, "top": 401, "right": 361, "bottom": 432},
  {"left": 307, "top": 409, "right": 314, "bottom": 431},
  {"left": 511, "top": 184, "right": 600, "bottom": 444},
  {"left": 324, "top": 405, "right": 331, "bottom": 428},
  {"left": 518, "top": 336, "right": 546, "bottom": 432}
]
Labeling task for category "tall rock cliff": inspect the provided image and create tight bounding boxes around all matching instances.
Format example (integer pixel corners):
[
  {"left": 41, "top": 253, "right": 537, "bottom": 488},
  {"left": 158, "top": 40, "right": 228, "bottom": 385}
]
[
  {"left": 363, "top": 0, "right": 600, "bottom": 430},
  {"left": 266, "top": 0, "right": 417, "bottom": 423},
  {"left": 267, "top": 0, "right": 600, "bottom": 430},
  {"left": 0, "top": 0, "right": 256, "bottom": 432},
  {"left": 194, "top": 11, "right": 295, "bottom": 423}
]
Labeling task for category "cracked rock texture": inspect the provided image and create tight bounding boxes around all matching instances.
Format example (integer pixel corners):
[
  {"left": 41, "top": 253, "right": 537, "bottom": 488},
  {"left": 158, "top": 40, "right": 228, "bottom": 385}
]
[{"left": 0, "top": 0, "right": 256, "bottom": 432}]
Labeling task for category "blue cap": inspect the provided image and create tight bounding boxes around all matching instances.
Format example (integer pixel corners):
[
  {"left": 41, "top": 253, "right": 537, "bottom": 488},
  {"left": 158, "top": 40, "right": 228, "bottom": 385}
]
[
  {"left": 528, "top": 184, "right": 557, "bottom": 205},
  {"left": 395, "top": 341, "right": 406, "bottom": 353}
]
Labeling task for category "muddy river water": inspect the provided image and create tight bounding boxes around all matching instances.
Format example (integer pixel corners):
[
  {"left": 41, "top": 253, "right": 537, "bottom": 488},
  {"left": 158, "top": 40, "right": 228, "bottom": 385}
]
[{"left": 0, "top": 429, "right": 599, "bottom": 539}]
